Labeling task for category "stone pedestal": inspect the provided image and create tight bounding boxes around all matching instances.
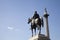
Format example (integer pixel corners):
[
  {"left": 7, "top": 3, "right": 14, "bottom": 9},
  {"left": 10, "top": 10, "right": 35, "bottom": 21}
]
[{"left": 29, "top": 34, "right": 50, "bottom": 40}]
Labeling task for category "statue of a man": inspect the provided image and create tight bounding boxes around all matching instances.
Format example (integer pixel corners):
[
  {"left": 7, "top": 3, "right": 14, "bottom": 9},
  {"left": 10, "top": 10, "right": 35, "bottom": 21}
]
[{"left": 32, "top": 11, "right": 40, "bottom": 19}]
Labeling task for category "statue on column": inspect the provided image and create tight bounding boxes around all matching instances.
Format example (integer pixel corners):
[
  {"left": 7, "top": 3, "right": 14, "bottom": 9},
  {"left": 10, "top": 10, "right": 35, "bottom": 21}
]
[{"left": 28, "top": 11, "right": 44, "bottom": 37}]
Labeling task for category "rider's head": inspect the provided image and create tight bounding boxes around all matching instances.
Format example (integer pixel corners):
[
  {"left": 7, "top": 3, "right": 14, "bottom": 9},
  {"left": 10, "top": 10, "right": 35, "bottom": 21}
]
[{"left": 34, "top": 11, "right": 37, "bottom": 14}]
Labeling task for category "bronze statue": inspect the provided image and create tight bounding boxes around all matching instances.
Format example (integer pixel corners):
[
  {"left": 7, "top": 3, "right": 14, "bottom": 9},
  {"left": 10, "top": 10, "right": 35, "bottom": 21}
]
[{"left": 28, "top": 11, "right": 44, "bottom": 37}]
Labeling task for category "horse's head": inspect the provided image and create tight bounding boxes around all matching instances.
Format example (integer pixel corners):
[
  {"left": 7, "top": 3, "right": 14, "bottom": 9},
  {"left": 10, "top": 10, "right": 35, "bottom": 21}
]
[
  {"left": 28, "top": 18, "right": 35, "bottom": 25},
  {"left": 28, "top": 18, "right": 31, "bottom": 24}
]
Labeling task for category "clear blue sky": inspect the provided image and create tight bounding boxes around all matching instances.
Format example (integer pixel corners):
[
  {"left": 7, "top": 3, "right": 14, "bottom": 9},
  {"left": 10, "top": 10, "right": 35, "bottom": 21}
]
[{"left": 0, "top": 0, "right": 60, "bottom": 40}]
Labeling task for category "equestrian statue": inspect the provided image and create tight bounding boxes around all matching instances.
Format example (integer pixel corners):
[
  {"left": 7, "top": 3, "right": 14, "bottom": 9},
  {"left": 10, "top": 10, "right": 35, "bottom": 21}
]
[{"left": 28, "top": 11, "right": 44, "bottom": 37}]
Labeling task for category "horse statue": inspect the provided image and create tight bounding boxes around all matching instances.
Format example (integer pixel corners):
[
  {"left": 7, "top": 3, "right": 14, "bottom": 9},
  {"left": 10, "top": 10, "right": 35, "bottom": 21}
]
[{"left": 28, "top": 17, "right": 44, "bottom": 37}]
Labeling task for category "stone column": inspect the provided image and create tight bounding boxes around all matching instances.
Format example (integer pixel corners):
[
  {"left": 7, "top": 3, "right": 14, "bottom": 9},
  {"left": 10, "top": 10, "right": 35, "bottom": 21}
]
[{"left": 43, "top": 8, "right": 50, "bottom": 38}]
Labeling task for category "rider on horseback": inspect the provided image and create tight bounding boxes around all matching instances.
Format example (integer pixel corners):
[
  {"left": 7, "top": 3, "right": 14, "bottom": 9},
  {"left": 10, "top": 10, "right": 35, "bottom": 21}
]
[
  {"left": 28, "top": 11, "right": 44, "bottom": 37},
  {"left": 32, "top": 11, "right": 43, "bottom": 34},
  {"left": 32, "top": 11, "right": 40, "bottom": 31}
]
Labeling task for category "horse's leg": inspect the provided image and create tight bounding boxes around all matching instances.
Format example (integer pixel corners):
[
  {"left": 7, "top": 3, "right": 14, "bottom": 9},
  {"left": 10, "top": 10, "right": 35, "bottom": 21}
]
[
  {"left": 39, "top": 26, "right": 41, "bottom": 35},
  {"left": 34, "top": 28, "right": 36, "bottom": 35},
  {"left": 31, "top": 24, "right": 33, "bottom": 37},
  {"left": 31, "top": 27, "right": 33, "bottom": 37},
  {"left": 40, "top": 27, "right": 41, "bottom": 34},
  {"left": 39, "top": 28, "right": 40, "bottom": 35},
  {"left": 37, "top": 25, "right": 40, "bottom": 34},
  {"left": 31, "top": 29, "right": 33, "bottom": 37}
]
